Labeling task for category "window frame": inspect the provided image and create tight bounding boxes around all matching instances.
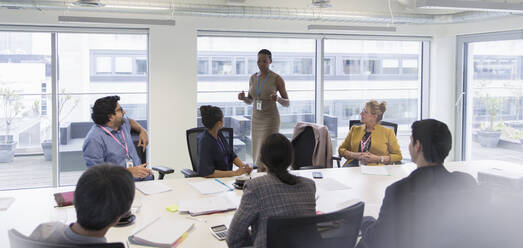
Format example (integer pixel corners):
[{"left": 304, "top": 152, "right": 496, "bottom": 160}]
[
  {"left": 455, "top": 29, "right": 523, "bottom": 161},
  {"left": 90, "top": 49, "right": 147, "bottom": 82}
]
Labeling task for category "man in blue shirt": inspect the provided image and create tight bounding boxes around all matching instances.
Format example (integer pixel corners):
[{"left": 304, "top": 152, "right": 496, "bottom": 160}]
[{"left": 82, "top": 95, "right": 152, "bottom": 180}]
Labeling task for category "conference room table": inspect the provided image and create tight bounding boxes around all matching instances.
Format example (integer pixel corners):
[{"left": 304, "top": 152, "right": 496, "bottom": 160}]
[{"left": 0, "top": 160, "right": 520, "bottom": 247}]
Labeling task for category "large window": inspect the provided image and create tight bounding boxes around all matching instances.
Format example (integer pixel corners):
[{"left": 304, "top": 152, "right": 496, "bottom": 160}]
[
  {"left": 197, "top": 34, "right": 428, "bottom": 164},
  {"left": 459, "top": 32, "right": 523, "bottom": 163},
  {"left": 0, "top": 32, "right": 52, "bottom": 190},
  {"left": 0, "top": 30, "right": 148, "bottom": 190},
  {"left": 197, "top": 37, "right": 316, "bottom": 163},
  {"left": 324, "top": 40, "right": 423, "bottom": 161}
]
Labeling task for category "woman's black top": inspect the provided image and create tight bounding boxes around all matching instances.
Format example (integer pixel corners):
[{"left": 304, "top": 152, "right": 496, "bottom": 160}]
[{"left": 197, "top": 130, "right": 237, "bottom": 177}]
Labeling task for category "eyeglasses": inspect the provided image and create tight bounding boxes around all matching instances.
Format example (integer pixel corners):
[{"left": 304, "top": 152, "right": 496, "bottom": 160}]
[{"left": 361, "top": 108, "right": 369, "bottom": 114}]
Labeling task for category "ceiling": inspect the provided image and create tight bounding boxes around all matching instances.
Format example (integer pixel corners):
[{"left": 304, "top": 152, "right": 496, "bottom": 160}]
[{"left": 0, "top": 0, "right": 521, "bottom": 25}]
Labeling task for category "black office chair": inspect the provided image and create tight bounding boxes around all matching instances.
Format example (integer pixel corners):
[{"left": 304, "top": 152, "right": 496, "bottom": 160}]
[
  {"left": 267, "top": 201, "right": 364, "bottom": 248},
  {"left": 333, "top": 120, "right": 399, "bottom": 167},
  {"left": 8, "top": 229, "right": 124, "bottom": 248},
  {"left": 348, "top": 120, "right": 398, "bottom": 135},
  {"left": 292, "top": 126, "right": 325, "bottom": 170},
  {"left": 131, "top": 130, "right": 174, "bottom": 180},
  {"left": 181, "top": 127, "right": 234, "bottom": 178}
]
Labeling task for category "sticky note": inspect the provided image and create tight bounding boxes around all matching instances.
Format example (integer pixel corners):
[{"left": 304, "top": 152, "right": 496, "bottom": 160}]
[{"left": 166, "top": 204, "right": 178, "bottom": 213}]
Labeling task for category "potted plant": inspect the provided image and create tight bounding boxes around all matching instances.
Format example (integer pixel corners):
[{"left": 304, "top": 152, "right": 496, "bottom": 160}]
[
  {"left": 0, "top": 88, "right": 23, "bottom": 163},
  {"left": 41, "top": 90, "right": 79, "bottom": 161},
  {"left": 477, "top": 94, "right": 504, "bottom": 148}
]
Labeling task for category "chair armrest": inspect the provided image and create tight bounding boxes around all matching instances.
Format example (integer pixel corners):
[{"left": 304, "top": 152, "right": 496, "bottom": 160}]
[
  {"left": 181, "top": 168, "right": 199, "bottom": 178},
  {"left": 152, "top": 166, "right": 174, "bottom": 174},
  {"left": 152, "top": 166, "right": 175, "bottom": 180},
  {"left": 332, "top": 156, "right": 342, "bottom": 168}
]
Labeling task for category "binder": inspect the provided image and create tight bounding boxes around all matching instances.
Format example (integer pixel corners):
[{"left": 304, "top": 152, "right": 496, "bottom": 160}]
[{"left": 53, "top": 191, "right": 74, "bottom": 207}]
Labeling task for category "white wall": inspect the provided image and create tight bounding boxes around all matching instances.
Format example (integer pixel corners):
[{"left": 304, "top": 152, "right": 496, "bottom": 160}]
[{"left": 1, "top": 8, "right": 522, "bottom": 172}]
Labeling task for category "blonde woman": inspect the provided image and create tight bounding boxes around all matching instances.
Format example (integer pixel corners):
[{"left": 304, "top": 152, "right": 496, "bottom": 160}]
[{"left": 338, "top": 100, "right": 402, "bottom": 166}]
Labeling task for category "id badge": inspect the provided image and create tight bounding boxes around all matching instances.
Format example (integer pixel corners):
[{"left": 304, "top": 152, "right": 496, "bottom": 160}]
[
  {"left": 256, "top": 100, "right": 262, "bottom": 111},
  {"left": 125, "top": 158, "right": 134, "bottom": 168}
]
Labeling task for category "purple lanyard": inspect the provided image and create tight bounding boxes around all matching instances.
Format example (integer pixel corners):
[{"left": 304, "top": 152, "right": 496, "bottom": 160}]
[{"left": 215, "top": 136, "right": 229, "bottom": 166}]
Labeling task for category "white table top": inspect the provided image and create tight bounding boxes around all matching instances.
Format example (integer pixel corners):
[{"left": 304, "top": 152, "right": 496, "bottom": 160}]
[{"left": 0, "top": 160, "right": 520, "bottom": 247}]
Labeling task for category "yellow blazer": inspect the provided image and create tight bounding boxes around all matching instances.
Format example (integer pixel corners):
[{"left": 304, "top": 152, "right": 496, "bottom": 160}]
[{"left": 338, "top": 123, "right": 402, "bottom": 166}]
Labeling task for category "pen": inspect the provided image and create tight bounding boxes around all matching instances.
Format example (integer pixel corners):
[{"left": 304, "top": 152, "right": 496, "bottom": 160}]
[{"left": 215, "top": 179, "right": 233, "bottom": 191}]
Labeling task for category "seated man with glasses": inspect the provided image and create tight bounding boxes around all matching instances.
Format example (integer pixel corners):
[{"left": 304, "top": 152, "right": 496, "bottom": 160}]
[{"left": 82, "top": 95, "right": 152, "bottom": 180}]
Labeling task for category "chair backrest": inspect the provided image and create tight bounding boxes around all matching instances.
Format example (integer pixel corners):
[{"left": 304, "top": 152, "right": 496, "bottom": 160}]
[
  {"left": 349, "top": 120, "right": 398, "bottom": 135},
  {"left": 267, "top": 201, "right": 364, "bottom": 248},
  {"left": 291, "top": 126, "right": 315, "bottom": 170},
  {"left": 186, "top": 127, "right": 234, "bottom": 172},
  {"left": 130, "top": 130, "right": 146, "bottom": 164},
  {"left": 8, "top": 229, "right": 124, "bottom": 248}
]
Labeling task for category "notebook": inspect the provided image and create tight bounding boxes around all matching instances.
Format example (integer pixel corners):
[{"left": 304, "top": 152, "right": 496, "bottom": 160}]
[
  {"left": 129, "top": 217, "right": 194, "bottom": 248},
  {"left": 135, "top": 181, "right": 172, "bottom": 195},
  {"left": 53, "top": 191, "right": 74, "bottom": 207},
  {"left": 178, "top": 193, "right": 240, "bottom": 216},
  {"left": 361, "top": 165, "right": 390, "bottom": 176}
]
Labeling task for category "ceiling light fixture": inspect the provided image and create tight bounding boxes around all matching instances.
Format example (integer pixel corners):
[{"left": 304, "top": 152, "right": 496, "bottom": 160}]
[
  {"left": 71, "top": 0, "right": 105, "bottom": 7},
  {"left": 309, "top": 0, "right": 332, "bottom": 8},
  {"left": 58, "top": 16, "right": 175, "bottom": 26},
  {"left": 416, "top": 0, "right": 523, "bottom": 13},
  {"left": 308, "top": 24, "right": 397, "bottom": 32}
]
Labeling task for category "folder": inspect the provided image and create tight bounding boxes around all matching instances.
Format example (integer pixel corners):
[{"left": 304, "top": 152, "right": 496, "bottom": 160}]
[
  {"left": 53, "top": 191, "right": 74, "bottom": 207},
  {"left": 178, "top": 193, "right": 240, "bottom": 216},
  {"left": 129, "top": 217, "right": 194, "bottom": 248}
]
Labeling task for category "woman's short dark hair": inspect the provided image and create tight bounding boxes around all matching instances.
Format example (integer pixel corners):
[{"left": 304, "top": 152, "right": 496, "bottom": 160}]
[
  {"left": 74, "top": 164, "right": 135, "bottom": 231},
  {"left": 91, "top": 95, "right": 120, "bottom": 125},
  {"left": 411, "top": 119, "right": 452, "bottom": 164},
  {"left": 261, "top": 133, "right": 297, "bottom": 185},
  {"left": 258, "top": 49, "right": 272, "bottom": 60},
  {"left": 200, "top": 105, "right": 223, "bottom": 129}
]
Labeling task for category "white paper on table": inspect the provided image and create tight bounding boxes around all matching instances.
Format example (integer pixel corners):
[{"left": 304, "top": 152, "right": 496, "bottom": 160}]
[
  {"left": 178, "top": 193, "right": 239, "bottom": 215},
  {"left": 129, "top": 217, "right": 194, "bottom": 247},
  {"left": 136, "top": 181, "right": 172, "bottom": 195},
  {"left": 316, "top": 190, "right": 361, "bottom": 213},
  {"left": 0, "top": 197, "right": 15, "bottom": 211},
  {"left": 361, "top": 165, "right": 390, "bottom": 176},
  {"left": 188, "top": 180, "right": 231, "bottom": 195},
  {"left": 314, "top": 178, "right": 351, "bottom": 191}
]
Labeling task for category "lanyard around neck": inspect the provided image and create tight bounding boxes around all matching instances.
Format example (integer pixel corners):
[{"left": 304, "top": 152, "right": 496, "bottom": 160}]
[
  {"left": 99, "top": 125, "right": 129, "bottom": 158},
  {"left": 256, "top": 71, "right": 271, "bottom": 97},
  {"left": 360, "top": 132, "right": 372, "bottom": 152}
]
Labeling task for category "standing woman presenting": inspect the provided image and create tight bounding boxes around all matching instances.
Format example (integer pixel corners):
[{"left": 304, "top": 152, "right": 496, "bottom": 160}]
[{"left": 238, "top": 49, "right": 290, "bottom": 172}]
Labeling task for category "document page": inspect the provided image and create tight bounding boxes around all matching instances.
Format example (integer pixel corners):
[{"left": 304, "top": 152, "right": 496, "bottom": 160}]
[
  {"left": 315, "top": 178, "right": 351, "bottom": 191},
  {"left": 130, "top": 217, "right": 194, "bottom": 247},
  {"left": 361, "top": 165, "right": 390, "bottom": 176},
  {"left": 178, "top": 193, "right": 239, "bottom": 216},
  {"left": 136, "top": 181, "right": 172, "bottom": 195},
  {"left": 0, "top": 197, "right": 14, "bottom": 211},
  {"left": 188, "top": 180, "right": 232, "bottom": 195}
]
